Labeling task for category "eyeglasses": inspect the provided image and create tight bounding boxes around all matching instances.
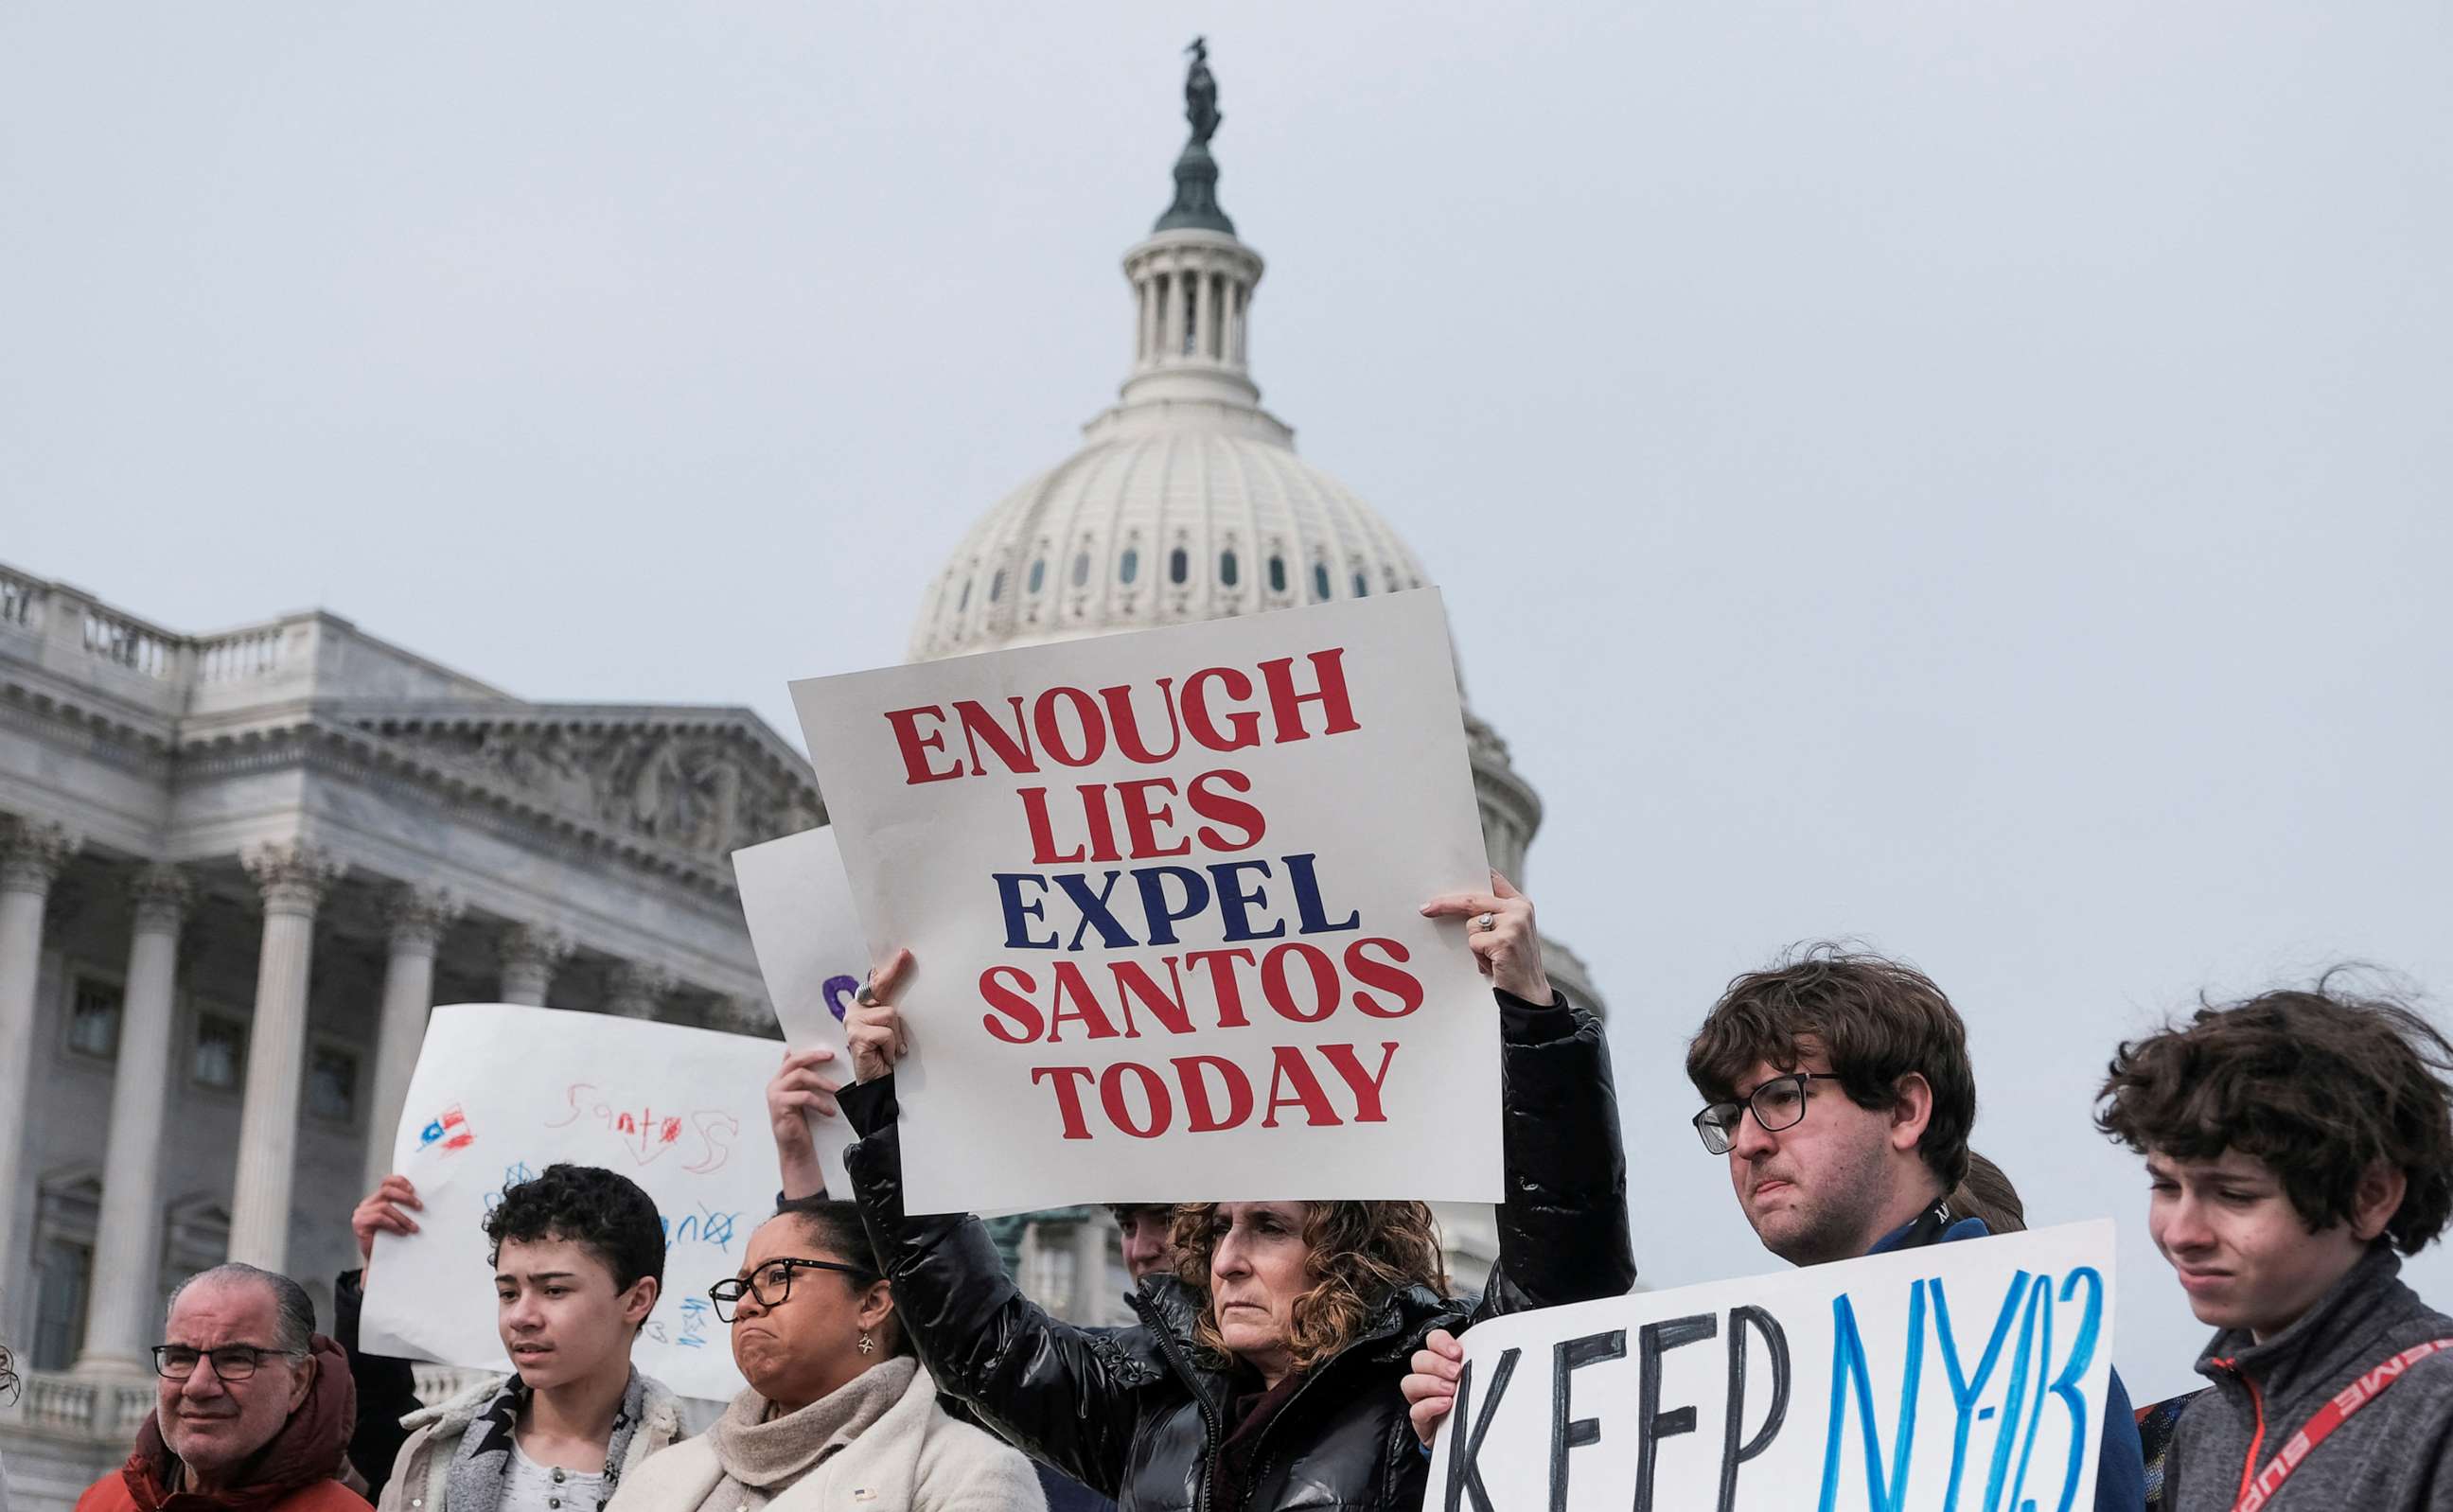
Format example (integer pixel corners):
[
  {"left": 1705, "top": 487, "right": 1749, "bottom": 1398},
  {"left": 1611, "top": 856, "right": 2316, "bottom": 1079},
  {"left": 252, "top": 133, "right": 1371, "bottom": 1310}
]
[
  {"left": 151, "top": 1345, "right": 294, "bottom": 1381},
  {"left": 1692, "top": 1072, "right": 1848, "bottom": 1154},
  {"left": 707, "top": 1258, "right": 875, "bottom": 1322}
]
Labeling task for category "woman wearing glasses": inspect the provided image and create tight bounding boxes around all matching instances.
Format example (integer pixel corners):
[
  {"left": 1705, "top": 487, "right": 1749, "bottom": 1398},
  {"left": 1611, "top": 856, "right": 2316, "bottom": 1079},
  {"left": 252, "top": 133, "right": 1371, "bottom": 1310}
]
[
  {"left": 605, "top": 1196, "right": 1043, "bottom": 1512},
  {"left": 829, "top": 877, "right": 1634, "bottom": 1512}
]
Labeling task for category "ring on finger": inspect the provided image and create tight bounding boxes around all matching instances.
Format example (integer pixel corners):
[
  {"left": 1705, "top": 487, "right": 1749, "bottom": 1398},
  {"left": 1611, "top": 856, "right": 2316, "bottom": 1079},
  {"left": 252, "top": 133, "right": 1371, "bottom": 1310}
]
[
  {"left": 856, "top": 982, "right": 883, "bottom": 1007},
  {"left": 1473, "top": 912, "right": 1497, "bottom": 932}
]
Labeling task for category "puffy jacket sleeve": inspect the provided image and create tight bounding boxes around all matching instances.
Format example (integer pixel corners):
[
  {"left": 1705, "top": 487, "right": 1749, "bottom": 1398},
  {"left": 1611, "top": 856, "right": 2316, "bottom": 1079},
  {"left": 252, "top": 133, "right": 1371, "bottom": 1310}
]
[
  {"left": 840, "top": 1076, "right": 1146, "bottom": 1500},
  {"left": 1474, "top": 990, "right": 1636, "bottom": 1320}
]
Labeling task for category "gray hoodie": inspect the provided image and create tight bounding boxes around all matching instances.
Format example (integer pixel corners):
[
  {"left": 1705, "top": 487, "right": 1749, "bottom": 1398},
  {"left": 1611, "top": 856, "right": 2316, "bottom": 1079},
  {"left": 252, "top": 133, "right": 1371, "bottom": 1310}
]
[{"left": 2165, "top": 1245, "right": 2453, "bottom": 1511}]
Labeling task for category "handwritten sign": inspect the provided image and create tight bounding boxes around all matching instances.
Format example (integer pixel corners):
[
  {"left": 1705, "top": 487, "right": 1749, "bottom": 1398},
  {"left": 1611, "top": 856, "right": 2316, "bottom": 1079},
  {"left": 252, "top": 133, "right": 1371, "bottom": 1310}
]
[
  {"left": 360, "top": 1005, "right": 785, "bottom": 1402},
  {"left": 790, "top": 589, "right": 1502, "bottom": 1214},
  {"left": 732, "top": 826, "right": 872, "bottom": 1197},
  {"left": 1425, "top": 1221, "right": 2118, "bottom": 1512}
]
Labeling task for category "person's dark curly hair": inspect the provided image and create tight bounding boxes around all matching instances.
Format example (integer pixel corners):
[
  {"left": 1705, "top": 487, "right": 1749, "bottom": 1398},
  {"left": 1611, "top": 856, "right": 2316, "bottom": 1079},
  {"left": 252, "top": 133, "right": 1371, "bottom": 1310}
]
[
  {"left": 1685, "top": 943, "right": 1978, "bottom": 1187},
  {"left": 0, "top": 1340, "right": 17, "bottom": 1404},
  {"left": 1169, "top": 1202, "right": 1448, "bottom": 1376},
  {"left": 485, "top": 1163, "right": 666, "bottom": 1298},
  {"left": 2096, "top": 976, "right": 2453, "bottom": 1255}
]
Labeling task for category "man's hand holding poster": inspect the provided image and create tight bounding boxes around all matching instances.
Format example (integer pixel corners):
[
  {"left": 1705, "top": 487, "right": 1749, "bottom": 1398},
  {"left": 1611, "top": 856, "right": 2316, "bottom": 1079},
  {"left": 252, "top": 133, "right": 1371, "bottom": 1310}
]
[
  {"left": 790, "top": 589, "right": 1503, "bottom": 1214},
  {"left": 1424, "top": 1222, "right": 2118, "bottom": 1512}
]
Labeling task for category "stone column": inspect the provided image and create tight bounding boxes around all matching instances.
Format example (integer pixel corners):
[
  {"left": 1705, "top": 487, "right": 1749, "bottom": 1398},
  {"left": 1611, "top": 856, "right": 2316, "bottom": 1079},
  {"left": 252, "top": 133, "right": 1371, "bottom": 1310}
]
[
  {"left": 603, "top": 963, "right": 675, "bottom": 1020},
  {"left": 1191, "top": 267, "right": 1213, "bottom": 360},
  {"left": 1162, "top": 267, "right": 1183, "bottom": 360},
  {"left": 1138, "top": 277, "right": 1156, "bottom": 366},
  {"left": 497, "top": 924, "right": 571, "bottom": 1007},
  {"left": 0, "top": 818, "right": 80, "bottom": 1329},
  {"left": 227, "top": 841, "right": 344, "bottom": 1271},
  {"left": 76, "top": 864, "right": 191, "bottom": 1378},
  {"left": 362, "top": 887, "right": 461, "bottom": 1191}
]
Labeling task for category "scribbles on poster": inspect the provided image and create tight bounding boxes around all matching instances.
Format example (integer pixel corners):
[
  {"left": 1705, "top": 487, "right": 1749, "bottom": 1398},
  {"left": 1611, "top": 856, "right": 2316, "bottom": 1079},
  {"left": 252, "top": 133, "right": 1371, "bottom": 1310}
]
[
  {"left": 1424, "top": 1220, "right": 2118, "bottom": 1512},
  {"left": 732, "top": 826, "right": 871, "bottom": 1198},
  {"left": 360, "top": 1004, "right": 783, "bottom": 1402},
  {"left": 790, "top": 589, "right": 1501, "bottom": 1214}
]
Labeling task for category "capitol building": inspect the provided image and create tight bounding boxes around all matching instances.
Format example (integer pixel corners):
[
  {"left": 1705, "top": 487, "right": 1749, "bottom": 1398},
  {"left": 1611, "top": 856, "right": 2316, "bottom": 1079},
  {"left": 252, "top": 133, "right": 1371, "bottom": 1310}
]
[{"left": 0, "top": 48, "right": 1599, "bottom": 1509}]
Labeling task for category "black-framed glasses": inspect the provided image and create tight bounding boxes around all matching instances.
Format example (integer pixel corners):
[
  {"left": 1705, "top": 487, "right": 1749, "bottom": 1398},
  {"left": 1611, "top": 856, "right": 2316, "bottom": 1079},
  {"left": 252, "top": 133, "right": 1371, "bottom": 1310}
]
[
  {"left": 708, "top": 1258, "right": 875, "bottom": 1322},
  {"left": 151, "top": 1345, "right": 294, "bottom": 1381},
  {"left": 1693, "top": 1072, "right": 1847, "bottom": 1154}
]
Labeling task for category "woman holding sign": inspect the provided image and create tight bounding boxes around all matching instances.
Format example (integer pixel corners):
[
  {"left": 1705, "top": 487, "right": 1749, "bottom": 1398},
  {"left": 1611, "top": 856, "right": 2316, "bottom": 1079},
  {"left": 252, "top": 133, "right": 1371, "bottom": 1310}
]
[{"left": 834, "top": 878, "right": 1634, "bottom": 1512}]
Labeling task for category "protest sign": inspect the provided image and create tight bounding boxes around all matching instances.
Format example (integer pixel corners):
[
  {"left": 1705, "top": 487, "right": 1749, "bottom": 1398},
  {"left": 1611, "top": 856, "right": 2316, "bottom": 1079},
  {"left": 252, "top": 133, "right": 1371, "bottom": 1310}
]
[
  {"left": 360, "top": 1004, "right": 783, "bottom": 1402},
  {"left": 790, "top": 589, "right": 1501, "bottom": 1214},
  {"left": 732, "top": 825, "right": 869, "bottom": 1196},
  {"left": 1425, "top": 1220, "right": 2118, "bottom": 1512}
]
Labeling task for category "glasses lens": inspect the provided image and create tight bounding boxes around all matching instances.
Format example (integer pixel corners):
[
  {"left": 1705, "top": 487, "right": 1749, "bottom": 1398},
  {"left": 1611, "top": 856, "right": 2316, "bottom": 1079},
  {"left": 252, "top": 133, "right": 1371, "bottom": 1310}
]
[
  {"left": 155, "top": 1346, "right": 201, "bottom": 1379},
  {"left": 1753, "top": 1078, "right": 1808, "bottom": 1132},
  {"left": 1694, "top": 1104, "right": 1738, "bottom": 1154},
  {"left": 210, "top": 1348, "right": 260, "bottom": 1380},
  {"left": 707, "top": 1281, "right": 740, "bottom": 1323}
]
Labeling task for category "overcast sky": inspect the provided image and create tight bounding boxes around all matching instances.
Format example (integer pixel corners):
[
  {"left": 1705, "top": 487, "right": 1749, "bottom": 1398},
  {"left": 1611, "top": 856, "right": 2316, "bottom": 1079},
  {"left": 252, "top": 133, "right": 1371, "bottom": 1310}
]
[{"left": 7, "top": 1, "right": 2448, "bottom": 1401}]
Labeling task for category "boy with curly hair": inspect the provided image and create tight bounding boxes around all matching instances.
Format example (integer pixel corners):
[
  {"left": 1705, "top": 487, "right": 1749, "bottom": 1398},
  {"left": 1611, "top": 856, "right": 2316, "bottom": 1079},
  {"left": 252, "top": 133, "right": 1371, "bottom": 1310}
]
[
  {"left": 339, "top": 1164, "right": 686, "bottom": 1512},
  {"left": 2099, "top": 979, "right": 2453, "bottom": 1512}
]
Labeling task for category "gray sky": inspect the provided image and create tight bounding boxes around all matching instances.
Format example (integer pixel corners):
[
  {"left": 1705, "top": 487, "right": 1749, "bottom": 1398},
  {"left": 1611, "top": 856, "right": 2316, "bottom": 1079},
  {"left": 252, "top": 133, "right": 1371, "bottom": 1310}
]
[{"left": 7, "top": 1, "right": 2448, "bottom": 1401}]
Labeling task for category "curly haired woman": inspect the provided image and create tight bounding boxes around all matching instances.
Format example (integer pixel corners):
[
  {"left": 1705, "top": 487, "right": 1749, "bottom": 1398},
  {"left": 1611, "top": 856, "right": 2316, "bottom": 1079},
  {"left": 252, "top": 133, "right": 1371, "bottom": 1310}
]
[{"left": 833, "top": 879, "right": 1637, "bottom": 1512}]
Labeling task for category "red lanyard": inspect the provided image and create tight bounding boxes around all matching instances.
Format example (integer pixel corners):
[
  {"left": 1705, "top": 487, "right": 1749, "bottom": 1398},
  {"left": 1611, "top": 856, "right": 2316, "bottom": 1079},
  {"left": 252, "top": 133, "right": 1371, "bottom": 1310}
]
[{"left": 2233, "top": 1337, "right": 2453, "bottom": 1511}]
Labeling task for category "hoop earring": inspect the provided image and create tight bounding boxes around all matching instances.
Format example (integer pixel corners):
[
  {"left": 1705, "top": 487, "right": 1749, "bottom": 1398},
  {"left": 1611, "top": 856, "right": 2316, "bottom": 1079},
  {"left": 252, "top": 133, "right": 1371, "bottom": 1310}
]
[{"left": 856, "top": 1332, "right": 875, "bottom": 1356}]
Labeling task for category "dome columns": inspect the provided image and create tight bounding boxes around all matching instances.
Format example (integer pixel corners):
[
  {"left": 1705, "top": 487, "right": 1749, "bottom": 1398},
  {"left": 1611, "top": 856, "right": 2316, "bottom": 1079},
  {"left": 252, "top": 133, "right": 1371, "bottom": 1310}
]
[{"left": 1122, "top": 230, "right": 1264, "bottom": 408}]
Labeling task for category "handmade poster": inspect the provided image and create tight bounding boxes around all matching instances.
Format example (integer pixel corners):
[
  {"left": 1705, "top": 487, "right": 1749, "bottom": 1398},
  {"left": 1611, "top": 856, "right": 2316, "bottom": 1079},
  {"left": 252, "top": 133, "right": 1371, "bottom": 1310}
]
[
  {"left": 1424, "top": 1220, "right": 2119, "bottom": 1512},
  {"left": 360, "top": 1004, "right": 785, "bottom": 1402},
  {"left": 732, "top": 825, "right": 869, "bottom": 1197},
  {"left": 790, "top": 589, "right": 1501, "bottom": 1213}
]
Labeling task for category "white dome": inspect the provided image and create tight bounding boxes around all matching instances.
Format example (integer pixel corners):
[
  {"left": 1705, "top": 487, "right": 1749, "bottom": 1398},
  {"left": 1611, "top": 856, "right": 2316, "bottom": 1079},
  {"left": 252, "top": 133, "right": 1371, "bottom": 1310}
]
[{"left": 910, "top": 428, "right": 1432, "bottom": 660}]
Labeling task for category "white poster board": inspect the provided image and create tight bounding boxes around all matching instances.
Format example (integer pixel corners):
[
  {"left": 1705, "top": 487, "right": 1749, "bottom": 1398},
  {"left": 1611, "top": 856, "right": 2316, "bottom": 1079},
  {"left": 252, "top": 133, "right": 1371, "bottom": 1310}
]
[
  {"left": 789, "top": 589, "right": 1501, "bottom": 1214},
  {"left": 732, "top": 825, "right": 870, "bottom": 1198},
  {"left": 360, "top": 1004, "right": 785, "bottom": 1403},
  {"left": 1424, "top": 1221, "right": 2118, "bottom": 1512}
]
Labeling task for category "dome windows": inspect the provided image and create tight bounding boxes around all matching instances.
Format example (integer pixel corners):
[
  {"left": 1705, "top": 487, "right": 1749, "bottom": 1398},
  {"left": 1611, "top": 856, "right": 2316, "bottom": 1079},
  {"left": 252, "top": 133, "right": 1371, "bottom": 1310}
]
[
  {"left": 1027, "top": 558, "right": 1046, "bottom": 594},
  {"left": 1268, "top": 554, "right": 1287, "bottom": 594},
  {"left": 990, "top": 569, "right": 1006, "bottom": 603},
  {"left": 1121, "top": 547, "right": 1140, "bottom": 584},
  {"left": 1071, "top": 552, "right": 1091, "bottom": 589},
  {"left": 1220, "top": 550, "right": 1240, "bottom": 589},
  {"left": 1169, "top": 547, "right": 1190, "bottom": 586},
  {"left": 957, "top": 579, "right": 972, "bottom": 612},
  {"left": 1352, "top": 571, "right": 1370, "bottom": 598},
  {"left": 1313, "top": 564, "right": 1332, "bottom": 602}
]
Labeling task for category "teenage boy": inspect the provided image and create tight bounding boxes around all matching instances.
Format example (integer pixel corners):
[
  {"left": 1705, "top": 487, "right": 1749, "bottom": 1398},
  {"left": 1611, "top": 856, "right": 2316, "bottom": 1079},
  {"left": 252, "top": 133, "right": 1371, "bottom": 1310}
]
[
  {"left": 2097, "top": 982, "right": 2453, "bottom": 1512},
  {"left": 1405, "top": 945, "right": 2147, "bottom": 1510},
  {"left": 342, "top": 1164, "right": 686, "bottom": 1512}
]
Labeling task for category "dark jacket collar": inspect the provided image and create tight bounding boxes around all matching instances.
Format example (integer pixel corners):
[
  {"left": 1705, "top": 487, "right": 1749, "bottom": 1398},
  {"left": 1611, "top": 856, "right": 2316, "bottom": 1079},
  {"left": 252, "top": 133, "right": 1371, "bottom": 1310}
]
[{"left": 1865, "top": 1198, "right": 1989, "bottom": 1256}]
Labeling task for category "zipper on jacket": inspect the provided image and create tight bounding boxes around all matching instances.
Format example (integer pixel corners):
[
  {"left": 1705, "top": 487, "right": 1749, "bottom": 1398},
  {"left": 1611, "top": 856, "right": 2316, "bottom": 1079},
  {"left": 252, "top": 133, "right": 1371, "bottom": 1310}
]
[
  {"left": 1133, "top": 1293, "right": 1226, "bottom": 1512},
  {"left": 2209, "top": 1356, "right": 2267, "bottom": 1506}
]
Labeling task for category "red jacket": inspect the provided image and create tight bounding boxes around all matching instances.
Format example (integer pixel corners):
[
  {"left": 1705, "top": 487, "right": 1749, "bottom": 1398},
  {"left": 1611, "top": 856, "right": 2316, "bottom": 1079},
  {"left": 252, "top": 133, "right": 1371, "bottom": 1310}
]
[{"left": 79, "top": 1336, "right": 371, "bottom": 1512}]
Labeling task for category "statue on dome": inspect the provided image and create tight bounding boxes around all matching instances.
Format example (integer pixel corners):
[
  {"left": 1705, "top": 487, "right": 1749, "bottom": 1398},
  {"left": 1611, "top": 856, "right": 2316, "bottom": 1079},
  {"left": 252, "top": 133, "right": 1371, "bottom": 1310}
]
[{"left": 1185, "top": 37, "right": 1221, "bottom": 145}]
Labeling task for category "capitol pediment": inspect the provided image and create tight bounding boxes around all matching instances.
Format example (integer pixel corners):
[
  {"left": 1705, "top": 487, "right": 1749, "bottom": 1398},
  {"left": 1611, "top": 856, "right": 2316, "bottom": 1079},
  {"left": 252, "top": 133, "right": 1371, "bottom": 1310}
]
[{"left": 341, "top": 703, "right": 823, "bottom": 866}]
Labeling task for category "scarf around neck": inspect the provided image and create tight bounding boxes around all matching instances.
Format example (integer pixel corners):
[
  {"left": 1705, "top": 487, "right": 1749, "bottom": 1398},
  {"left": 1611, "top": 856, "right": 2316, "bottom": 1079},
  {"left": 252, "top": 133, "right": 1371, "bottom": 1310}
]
[
  {"left": 444, "top": 1368, "right": 646, "bottom": 1512},
  {"left": 708, "top": 1357, "right": 918, "bottom": 1489}
]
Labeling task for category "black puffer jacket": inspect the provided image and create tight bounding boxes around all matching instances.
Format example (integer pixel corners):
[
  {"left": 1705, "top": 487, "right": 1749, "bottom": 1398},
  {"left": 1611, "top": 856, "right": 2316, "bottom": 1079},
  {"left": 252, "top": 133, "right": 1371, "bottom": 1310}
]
[{"left": 839, "top": 990, "right": 1634, "bottom": 1512}]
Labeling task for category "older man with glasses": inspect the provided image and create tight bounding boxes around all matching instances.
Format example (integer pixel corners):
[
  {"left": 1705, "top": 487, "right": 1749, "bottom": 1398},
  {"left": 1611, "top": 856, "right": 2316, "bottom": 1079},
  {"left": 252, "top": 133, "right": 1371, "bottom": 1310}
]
[
  {"left": 1404, "top": 943, "right": 2151, "bottom": 1512},
  {"left": 78, "top": 1262, "right": 368, "bottom": 1512}
]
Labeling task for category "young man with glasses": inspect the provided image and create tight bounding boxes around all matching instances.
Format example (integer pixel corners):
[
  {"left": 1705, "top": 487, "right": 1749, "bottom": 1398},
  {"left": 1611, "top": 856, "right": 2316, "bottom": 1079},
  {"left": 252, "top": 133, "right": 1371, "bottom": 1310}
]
[
  {"left": 344, "top": 1164, "right": 685, "bottom": 1512},
  {"left": 2098, "top": 982, "right": 2453, "bottom": 1512},
  {"left": 1403, "top": 944, "right": 2147, "bottom": 1511},
  {"left": 78, "top": 1262, "right": 368, "bottom": 1512}
]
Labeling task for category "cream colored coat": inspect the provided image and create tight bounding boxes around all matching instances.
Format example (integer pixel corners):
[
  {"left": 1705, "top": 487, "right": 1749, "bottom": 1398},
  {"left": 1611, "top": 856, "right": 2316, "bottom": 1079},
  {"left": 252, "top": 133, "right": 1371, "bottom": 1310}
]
[{"left": 604, "top": 1364, "right": 1043, "bottom": 1512}]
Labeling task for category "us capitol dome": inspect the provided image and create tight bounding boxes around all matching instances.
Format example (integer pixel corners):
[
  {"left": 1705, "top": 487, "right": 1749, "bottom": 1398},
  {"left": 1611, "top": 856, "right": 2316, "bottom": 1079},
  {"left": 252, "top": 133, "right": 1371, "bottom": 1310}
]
[{"left": 908, "top": 44, "right": 1602, "bottom": 1024}]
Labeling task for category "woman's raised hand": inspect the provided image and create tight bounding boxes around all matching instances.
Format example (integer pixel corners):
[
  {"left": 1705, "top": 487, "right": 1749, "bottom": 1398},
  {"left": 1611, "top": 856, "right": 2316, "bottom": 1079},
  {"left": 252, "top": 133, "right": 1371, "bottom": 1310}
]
[
  {"left": 767, "top": 1046, "right": 841, "bottom": 1199},
  {"left": 351, "top": 1174, "right": 422, "bottom": 1278},
  {"left": 1420, "top": 872, "right": 1552, "bottom": 1005},
  {"left": 1402, "top": 1327, "right": 1465, "bottom": 1446},
  {"left": 846, "top": 948, "right": 916, "bottom": 1083}
]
